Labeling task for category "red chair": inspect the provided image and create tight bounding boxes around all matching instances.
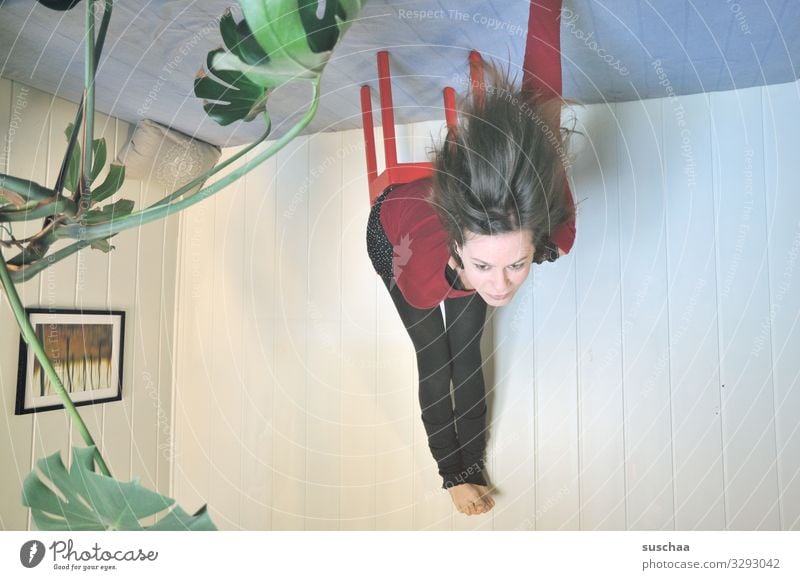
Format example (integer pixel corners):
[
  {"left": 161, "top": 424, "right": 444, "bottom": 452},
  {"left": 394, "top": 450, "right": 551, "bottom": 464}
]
[
  {"left": 360, "top": 50, "right": 485, "bottom": 206},
  {"left": 360, "top": 0, "right": 576, "bottom": 255}
]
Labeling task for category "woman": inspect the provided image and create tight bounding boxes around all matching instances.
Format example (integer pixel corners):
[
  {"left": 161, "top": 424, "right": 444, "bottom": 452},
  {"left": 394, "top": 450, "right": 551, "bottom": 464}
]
[{"left": 365, "top": 62, "right": 576, "bottom": 516}]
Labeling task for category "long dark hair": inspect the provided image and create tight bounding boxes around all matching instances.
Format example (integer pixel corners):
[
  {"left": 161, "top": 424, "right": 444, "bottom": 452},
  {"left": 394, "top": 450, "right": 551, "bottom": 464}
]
[{"left": 428, "top": 60, "right": 575, "bottom": 267}]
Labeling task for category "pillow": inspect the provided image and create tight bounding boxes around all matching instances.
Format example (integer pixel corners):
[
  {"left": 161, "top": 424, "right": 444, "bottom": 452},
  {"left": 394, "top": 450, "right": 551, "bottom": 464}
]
[{"left": 117, "top": 119, "right": 221, "bottom": 192}]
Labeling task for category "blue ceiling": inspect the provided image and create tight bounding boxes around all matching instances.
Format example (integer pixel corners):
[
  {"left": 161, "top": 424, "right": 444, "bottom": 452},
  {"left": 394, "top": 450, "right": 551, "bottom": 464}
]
[{"left": 1, "top": 0, "right": 798, "bottom": 146}]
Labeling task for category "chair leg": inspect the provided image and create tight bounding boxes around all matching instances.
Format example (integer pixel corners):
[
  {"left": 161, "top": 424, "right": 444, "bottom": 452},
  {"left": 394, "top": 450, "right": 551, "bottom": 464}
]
[
  {"left": 377, "top": 51, "right": 398, "bottom": 173},
  {"left": 360, "top": 85, "right": 378, "bottom": 204}
]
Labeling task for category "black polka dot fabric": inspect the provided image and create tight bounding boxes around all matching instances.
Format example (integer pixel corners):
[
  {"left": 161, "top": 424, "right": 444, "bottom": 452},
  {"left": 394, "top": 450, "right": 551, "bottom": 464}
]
[{"left": 365, "top": 186, "right": 395, "bottom": 279}]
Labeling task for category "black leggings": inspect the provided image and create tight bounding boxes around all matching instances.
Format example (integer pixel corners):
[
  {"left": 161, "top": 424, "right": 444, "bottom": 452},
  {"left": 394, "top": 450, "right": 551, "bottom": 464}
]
[
  {"left": 366, "top": 187, "right": 490, "bottom": 488},
  {"left": 378, "top": 273, "right": 489, "bottom": 489}
]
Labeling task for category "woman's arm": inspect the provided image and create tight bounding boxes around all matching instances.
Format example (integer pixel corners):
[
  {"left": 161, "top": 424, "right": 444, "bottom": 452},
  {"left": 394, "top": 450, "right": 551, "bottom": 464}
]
[{"left": 523, "top": 0, "right": 576, "bottom": 257}]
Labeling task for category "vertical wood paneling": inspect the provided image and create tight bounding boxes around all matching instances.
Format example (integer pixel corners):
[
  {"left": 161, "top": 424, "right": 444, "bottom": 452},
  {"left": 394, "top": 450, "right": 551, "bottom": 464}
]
[
  {"left": 464, "top": 304, "right": 495, "bottom": 531},
  {"left": 157, "top": 207, "right": 180, "bottom": 502},
  {"left": 339, "top": 129, "right": 377, "bottom": 529},
  {"left": 711, "top": 87, "right": 781, "bottom": 530},
  {"left": 240, "top": 142, "right": 276, "bottom": 530},
  {"left": 0, "top": 77, "right": 33, "bottom": 531},
  {"left": 574, "top": 103, "right": 626, "bottom": 529},
  {"left": 102, "top": 120, "right": 141, "bottom": 485},
  {"left": 616, "top": 99, "right": 673, "bottom": 529},
  {"left": 306, "top": 132, "right": 343, "bottom": 529},
  {"left": 173, "top": 198, "right": 214, "bottom": 517},
  {"left": 761, "top": 82, "right": 800, "bottom": 530},
  {"left": 271, "top": 136, "right": 309, "bottom": 529},
  {"left": 492, "top": 265, "right": 534, "bottom": 530},
  {"left": 531, "top": 230, "right": 580, "bottom": 528},
  {"left": 129, "top": 174, "right": 171, "bottom": 520},
  {"left": 70, "top": 107, "right": 114, "bottom": 468},
  {"left": 208, "top": 147, "right": 247, "bottom": 529},
  {"left": 27, "top": 90, "right": 74, "bottom": 503},
  {"left": 662, "top": 92, "right": 725, "bottom": 530}
]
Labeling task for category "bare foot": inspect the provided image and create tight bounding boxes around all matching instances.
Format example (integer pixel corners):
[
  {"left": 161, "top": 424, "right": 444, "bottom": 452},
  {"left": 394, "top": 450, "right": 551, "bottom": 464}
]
[
  {"left": 447, "top": 483, "right": 494, "bottom": 515},
  {"left": 473, "top": 484, "right": 495, "bottom": 512}
]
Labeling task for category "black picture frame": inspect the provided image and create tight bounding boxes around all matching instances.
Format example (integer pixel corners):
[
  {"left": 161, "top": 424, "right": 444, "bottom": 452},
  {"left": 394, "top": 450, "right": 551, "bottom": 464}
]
[{"left": 15, "top": 308, "right": 125, "bottom": 415}]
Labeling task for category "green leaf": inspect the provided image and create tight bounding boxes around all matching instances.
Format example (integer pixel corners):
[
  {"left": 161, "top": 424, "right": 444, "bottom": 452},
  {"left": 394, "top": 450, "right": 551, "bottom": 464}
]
[
  {"left": 82, "top": 198, "right": 134, "bottom": 225},
  {"left": 90, "top": 163, "right": 125, "bottom": 204},
  {"left": 63, "top": 124, "right": 108, "bottom": 189},
  {"left": 37, "top": 0, "right": 83, "bottom": 11},
  {"left": 238, "top": 0, "right": 330, "bottom": 77},
  {"left": 334, "top": 0, "right": 366, "bottom": 37},
  {"left": 197, "top": 1, "right": 365, "bottom": 127},
  {"left": 89, "top": 238, "right": 114, "bottom": 253},
  {"left": 298, "top": 0, "right": 346, "bottom": 54},
  {"left": 196, "top": 50, "right": 270, "bottom": 127},
  {"left": 91, "top": 138, "right": 107, "bottom": 182},
  {"left": 64, "top": 123, "right": 82, "bottom": 194},
  {"left": 219, "top": 9, "right": 269, "bottom": 66},
  {"left": 22, "top": 447, "right": 216, "bottom": 531}
]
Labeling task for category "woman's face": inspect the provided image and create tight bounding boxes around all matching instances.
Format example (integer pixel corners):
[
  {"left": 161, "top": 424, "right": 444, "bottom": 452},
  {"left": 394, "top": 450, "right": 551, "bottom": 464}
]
[{"left": 457, "top": 230, "right": 535, "bottom": 307}]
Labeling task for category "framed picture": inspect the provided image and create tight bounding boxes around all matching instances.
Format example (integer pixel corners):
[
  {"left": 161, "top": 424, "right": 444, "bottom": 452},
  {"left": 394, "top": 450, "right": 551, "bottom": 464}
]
[{"left": 15, "top": 308, "right": 125, "bottom": 415}]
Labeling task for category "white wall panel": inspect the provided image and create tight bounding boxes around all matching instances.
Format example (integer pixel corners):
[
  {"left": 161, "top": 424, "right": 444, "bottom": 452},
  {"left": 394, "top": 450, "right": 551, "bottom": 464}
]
[
  {"left": 763, "top": 82, "right": 800, "bottom": 530},
  {"left": 711, "top": 87, "right": 781, "bottom": 530},
  {"left": 573, "top": 103, "right": 626, "bottom": 530},
  {"left": 662, "top": 91, "right": 725, "bottom": 530},
  {"left": 339, "top": 128, "right": 378, "bottom": 530},
  {"left": 239, "top": 143, "right": 277, "bottom": 530},
  {"left": 616, "top": 99, "right": 673, "bottom": 529},
  {"left": 490, "top": 278, "right": 536, "bottom": 531},
  {"left": 271, "top": 136, "right": 310, "bottom": 529},
  {"left": 306, "top": 132, "right": 343, "bottom": 529},
  {"left": 173, "top": 187, "right": 215, "bottom": 520},
  {"left": 208, "top": 146, "right": 247, "bottom": 529}
]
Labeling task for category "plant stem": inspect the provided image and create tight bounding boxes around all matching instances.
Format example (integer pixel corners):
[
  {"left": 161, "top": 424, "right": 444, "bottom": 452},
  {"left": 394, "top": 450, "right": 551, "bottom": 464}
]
[
  {"left": 8, "top": 241, "right": 90, "bottom": 284},
  {"left": 81, "top": 0, "right": 97, "bottom": 196},
  {"left": 0, "top": 198, "right": 77, "bottom": 222},
  {"left": 0, "top": 174, "right": 56, "bottom": 204},
  {"left": 0, "top": 253, "right": 111, "bottom": 477},
  {"left": 56, "top": 1, "right": 113, "bottom": 198}
]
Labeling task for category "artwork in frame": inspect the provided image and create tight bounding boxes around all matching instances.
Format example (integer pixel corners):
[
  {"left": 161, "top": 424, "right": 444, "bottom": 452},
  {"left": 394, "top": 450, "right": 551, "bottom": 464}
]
[{"left": 15, "top": 308, "right": 125, "bottom": 415}]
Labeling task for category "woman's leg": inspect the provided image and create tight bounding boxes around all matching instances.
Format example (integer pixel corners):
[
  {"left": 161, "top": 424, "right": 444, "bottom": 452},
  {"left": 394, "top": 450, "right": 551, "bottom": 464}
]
[
  {"left": 378, "top": 273, "right": 466, "bottom": 487},
  {"left": 444, "top": 292, "right": 489, "bottom": 485}
]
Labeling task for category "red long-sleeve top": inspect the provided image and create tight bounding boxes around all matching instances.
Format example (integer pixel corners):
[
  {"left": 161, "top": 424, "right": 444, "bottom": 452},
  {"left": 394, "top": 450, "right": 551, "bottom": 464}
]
[{"left": 379, "top": 178, "right": 477, "bottom": 309}]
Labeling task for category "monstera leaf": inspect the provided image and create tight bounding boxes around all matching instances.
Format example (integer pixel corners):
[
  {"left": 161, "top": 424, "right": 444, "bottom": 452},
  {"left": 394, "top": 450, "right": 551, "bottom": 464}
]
[
  {"left": 196, "top": 0, "right": 365, "bottom": 127},
  {"left": 22, "top": 446, "right": 216, "bottom": 531},
  {"left": 36, "top": 0, "right": 83, "bottom": 10}
]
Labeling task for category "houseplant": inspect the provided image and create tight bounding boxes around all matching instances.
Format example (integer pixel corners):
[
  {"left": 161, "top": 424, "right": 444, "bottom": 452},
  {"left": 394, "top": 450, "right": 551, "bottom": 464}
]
[{"left": 0, "top": 0, "right": 365, "bottom": 530}]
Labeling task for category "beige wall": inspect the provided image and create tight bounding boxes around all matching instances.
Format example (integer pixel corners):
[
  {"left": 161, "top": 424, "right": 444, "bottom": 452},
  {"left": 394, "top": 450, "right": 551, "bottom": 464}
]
[{"left": 0, "top": 78, "right": 180, "bottom": 530}]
